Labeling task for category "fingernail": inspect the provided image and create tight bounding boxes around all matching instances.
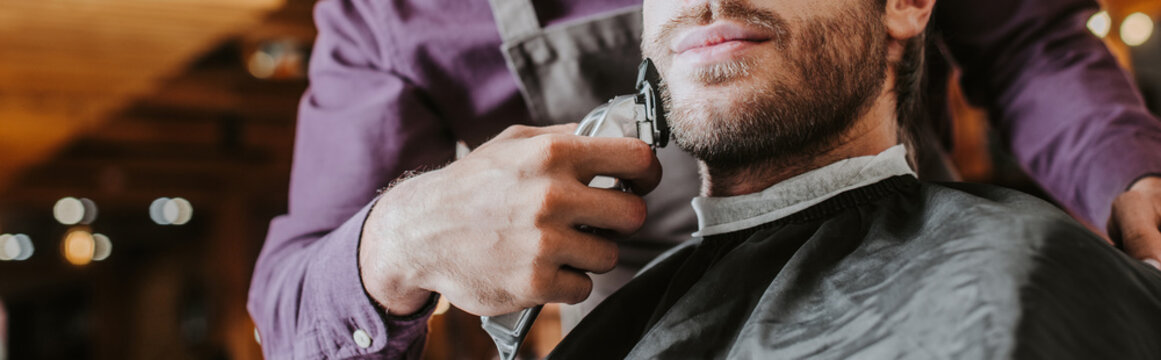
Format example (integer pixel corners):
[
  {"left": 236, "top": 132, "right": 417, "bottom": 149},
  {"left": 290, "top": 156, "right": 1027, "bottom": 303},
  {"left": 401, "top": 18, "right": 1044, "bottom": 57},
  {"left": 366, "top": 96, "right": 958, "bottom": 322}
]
[{"left": 1145, "top": 259, "right": 1161, "bottom": 271}]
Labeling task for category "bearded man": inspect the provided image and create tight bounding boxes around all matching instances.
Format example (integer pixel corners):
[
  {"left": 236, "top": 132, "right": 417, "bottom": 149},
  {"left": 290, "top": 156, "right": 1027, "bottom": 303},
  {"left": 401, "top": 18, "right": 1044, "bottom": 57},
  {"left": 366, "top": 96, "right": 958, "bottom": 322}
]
[{"left": 547, "top": 0, "right": 1161, "bottom": 358}]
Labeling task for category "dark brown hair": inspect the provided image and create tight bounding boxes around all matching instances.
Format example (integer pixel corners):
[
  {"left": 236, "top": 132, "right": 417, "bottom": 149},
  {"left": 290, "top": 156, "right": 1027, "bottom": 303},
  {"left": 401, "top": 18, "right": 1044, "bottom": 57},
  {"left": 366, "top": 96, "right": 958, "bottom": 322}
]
[{"left": 890, "top": 11, "right": 929, "bottom": 158}]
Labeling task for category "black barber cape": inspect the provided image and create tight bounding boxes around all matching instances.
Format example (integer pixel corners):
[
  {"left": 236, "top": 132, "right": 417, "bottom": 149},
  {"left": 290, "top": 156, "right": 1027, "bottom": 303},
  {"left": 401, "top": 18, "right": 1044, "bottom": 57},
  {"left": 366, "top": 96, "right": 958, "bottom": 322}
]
[{"left": 549, "top": 176, "right": 1161, "bottom": 359}]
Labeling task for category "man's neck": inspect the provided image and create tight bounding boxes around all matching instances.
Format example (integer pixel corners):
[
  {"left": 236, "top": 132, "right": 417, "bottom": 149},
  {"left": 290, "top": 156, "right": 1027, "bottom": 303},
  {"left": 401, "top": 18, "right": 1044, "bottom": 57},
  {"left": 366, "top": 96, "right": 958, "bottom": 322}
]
[{"left": 702, "top": 94, "right": 900, "bottom": 197}]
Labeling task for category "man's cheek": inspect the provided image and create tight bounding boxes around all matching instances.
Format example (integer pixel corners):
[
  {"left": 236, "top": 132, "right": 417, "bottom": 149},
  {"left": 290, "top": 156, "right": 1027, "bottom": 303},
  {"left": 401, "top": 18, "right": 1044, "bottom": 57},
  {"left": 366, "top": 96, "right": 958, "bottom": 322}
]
[
  {"left": 640, "top": 0, "right": 670, "bottom": 38},
  {"left": 644, "top": 38, "right": 671, "bottom": 67},
  {"left": 668, "top": 82, "right": 713, "bottom": 114}
]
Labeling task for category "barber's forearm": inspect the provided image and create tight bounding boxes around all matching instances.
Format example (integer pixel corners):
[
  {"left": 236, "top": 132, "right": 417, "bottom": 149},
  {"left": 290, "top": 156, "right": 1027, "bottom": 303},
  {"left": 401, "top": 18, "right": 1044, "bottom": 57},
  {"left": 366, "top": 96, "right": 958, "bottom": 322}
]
[
  {"left": 937, "top": 0, "right": 1161, "bottom": 229},
  {"left": 246, "top": 0, "right": 455, "bottom": 357},
  {"left": 998, "top": 50, "right": 1161, "bottom": 228}
]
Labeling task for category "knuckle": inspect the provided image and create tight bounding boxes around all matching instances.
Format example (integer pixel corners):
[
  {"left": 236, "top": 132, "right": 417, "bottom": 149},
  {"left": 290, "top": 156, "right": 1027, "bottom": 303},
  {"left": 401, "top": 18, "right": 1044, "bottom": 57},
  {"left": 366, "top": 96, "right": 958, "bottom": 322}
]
[
  {"left": 534, "top": 184, "right": 568, "bottom": 221},
  {"left": 625, "top": 196, "right": 649, "bottom": 230},
  {"left": 536, "top": 134, "right": 572, "bottom": 164},
  {"left": 532, "top": 230, "right": 559, "bottom": 259},
  {"left": 595, "top": 242, "right": 620, "bottom": 274},
  {"left": 629, "top": 141, "right": 654, "bottom": 168},
  {"left": 501, "top": 125, "right": 535, "bottom": 139},
  {"left": 525, "top": 271, "right": 552, "bottom": 302},
  {"left": 568, "top": 276, "right": 594, "bottom": 304}
]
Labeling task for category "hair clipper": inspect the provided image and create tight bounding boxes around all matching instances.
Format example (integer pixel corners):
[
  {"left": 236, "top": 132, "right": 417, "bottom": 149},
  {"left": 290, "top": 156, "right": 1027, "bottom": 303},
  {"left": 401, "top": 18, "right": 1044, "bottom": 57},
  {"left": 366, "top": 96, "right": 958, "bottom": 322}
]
[{"left": 479, "top": 59, "right": 668, "bottom": 360}]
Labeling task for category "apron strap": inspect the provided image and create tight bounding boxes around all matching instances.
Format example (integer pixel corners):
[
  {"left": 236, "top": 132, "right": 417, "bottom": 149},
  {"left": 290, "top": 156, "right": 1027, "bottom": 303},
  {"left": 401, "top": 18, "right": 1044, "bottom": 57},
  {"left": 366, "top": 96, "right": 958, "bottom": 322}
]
[{"left": 487, "top": 0, "right": 542, "bottom": 43}]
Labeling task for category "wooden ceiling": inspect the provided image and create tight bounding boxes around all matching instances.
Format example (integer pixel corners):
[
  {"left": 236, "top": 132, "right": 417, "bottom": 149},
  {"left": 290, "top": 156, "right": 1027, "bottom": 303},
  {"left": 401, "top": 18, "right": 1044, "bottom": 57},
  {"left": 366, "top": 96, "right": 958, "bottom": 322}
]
[
  {"left": 0, "top": 0, "right": 317, "bottom": 248},
  {"left": 0, "top": 0, "right": 286, "bottom": 193}
]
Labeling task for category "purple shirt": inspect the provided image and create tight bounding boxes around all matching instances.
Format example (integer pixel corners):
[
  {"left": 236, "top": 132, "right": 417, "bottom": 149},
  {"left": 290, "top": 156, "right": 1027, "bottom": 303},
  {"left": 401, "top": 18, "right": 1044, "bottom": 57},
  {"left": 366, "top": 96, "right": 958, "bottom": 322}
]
[{"left": 247, "top": 0, "right": 1161, "bottom": 358}]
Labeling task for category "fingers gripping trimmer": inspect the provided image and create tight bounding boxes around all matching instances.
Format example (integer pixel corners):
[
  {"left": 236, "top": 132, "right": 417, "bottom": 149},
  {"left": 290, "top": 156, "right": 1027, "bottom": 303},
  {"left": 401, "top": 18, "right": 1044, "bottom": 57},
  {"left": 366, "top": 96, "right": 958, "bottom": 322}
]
[{"left": 480, "top": 59, "right": 669, "bottom": 360}]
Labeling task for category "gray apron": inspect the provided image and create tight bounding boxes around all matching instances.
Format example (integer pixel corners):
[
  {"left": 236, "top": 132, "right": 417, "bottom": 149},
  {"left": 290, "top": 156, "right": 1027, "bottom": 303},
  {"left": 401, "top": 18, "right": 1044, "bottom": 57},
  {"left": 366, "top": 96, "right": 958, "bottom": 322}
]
[
  {"left": 486, "top": 0, "right": 959, "bottom": 333},
  {"left": 487, "top": 0, "right": 703, "bottom": 333}
]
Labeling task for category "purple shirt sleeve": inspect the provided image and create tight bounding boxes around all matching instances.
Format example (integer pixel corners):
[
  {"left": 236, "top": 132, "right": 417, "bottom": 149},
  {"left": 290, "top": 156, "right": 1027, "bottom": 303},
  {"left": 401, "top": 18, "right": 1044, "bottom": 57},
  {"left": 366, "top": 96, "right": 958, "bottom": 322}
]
[
  {"left": 936, "top": 0, "right": 1161, "bottom": 230},
  {"left": 247, "top": 0, "right": 455, "bottom": 358}
]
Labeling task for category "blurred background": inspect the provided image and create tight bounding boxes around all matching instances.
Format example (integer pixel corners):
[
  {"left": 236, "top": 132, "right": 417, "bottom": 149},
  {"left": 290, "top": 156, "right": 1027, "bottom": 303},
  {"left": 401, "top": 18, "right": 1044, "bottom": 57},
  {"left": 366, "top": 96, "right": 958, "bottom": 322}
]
[{"left": 0, "top": 0, "right": 1158, "bottom": 359}]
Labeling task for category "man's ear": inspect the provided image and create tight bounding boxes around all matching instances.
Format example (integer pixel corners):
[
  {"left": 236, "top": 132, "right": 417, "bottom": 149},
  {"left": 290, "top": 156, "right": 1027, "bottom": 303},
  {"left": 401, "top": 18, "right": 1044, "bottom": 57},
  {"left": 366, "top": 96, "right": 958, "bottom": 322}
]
[{"left": 883, "top": 0, "right": 935, "bottom": 41}]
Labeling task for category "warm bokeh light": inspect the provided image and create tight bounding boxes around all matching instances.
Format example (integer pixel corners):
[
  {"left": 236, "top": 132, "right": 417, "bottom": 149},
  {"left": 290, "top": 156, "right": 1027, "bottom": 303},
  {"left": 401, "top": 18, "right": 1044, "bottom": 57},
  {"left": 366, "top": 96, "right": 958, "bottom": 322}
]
[
  {"left": 53, "top": 197, "right": 99, "bottom": 225},
  {"left": 92, "top": 233, "right": 113, "bottom": 261},
  {"left": 170, "top": 197, "right": 194, "bottom": 225},
  {"left": 2, "top": 234, "right": 35, "bottom": 261},
  {"left": 246, "top": 39, "right": 307, "bottom": 80},
  {"left": 1121, "top": 12, "right": 1155, "bottom": 46},
  {"left": 150, "top": 197, "right": 170, "bottom": 225},
  {"left": 1088, "top": 11, "right": 1112, "bottom": 38},
  {"left": 0, "top": 234, "right": 16, "bottom": 261},
  {"left": 151, "top": 197, "right": 195, "bottom": 225},
  {"left": 16, "top": 234, "right": 34, "bottom": 261},
  {"left": 248, "top": 52, "right": 277, "bottom": 79},
  {"left": 53, "top": 197, "right": 85, "bottom": 225},
  {"left": 63, "top": 230, "right": 95, "bottom": 266},
  {"left": 81, "top": 198, "right": 99, "bottom": 224}
]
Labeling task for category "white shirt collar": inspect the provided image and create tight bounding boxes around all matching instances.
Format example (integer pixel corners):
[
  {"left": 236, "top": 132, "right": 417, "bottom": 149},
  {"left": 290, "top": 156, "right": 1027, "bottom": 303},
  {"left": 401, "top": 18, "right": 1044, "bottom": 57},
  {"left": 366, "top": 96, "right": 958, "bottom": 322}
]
[{"left": 691, "top": 145, "right": 915, "bottom": 237}]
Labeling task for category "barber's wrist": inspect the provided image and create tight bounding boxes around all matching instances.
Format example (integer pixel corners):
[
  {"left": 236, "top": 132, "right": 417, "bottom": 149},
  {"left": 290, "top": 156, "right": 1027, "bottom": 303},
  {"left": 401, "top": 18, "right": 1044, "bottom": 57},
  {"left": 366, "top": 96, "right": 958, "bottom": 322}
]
[{"left": 360, "top": 181, "right": 436, "bottom": 316}]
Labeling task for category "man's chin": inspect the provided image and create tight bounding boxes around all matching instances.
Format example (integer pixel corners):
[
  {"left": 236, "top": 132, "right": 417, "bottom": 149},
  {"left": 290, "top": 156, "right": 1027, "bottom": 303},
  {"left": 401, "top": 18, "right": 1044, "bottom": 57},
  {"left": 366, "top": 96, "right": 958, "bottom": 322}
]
[{"left": 668, "top": 96, "right": 751, "bottom": 145}]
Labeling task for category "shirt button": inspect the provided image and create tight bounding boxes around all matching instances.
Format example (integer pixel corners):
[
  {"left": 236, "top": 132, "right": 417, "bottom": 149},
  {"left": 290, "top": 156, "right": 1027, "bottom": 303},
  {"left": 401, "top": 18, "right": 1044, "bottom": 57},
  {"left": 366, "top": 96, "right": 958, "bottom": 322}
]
[{"left": 353, "top": 329, "right": 372, "bottom": 348}]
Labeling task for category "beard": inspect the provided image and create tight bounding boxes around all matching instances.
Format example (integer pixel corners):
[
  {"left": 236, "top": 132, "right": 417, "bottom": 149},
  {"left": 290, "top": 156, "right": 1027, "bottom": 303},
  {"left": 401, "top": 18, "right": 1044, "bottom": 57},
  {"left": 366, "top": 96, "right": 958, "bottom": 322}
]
[{"left": 644, "top": 0, "right": 888, "bottom": 170}]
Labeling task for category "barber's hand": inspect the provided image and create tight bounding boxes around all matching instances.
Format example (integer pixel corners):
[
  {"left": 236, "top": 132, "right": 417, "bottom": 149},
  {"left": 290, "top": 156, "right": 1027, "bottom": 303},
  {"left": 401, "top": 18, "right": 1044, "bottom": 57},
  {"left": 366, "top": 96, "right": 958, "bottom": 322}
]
[
  {"left": 1108, "top": 176, "right": 1161, "bottom": 270},
  {"left": 359, "top": 124, "right": 662, "bottom": 316}
]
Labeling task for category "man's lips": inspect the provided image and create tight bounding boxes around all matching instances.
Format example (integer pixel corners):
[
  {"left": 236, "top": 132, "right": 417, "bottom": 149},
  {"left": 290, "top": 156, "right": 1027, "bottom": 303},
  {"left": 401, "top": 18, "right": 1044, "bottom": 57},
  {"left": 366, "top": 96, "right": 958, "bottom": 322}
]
[{"left": 671, "top": 21, "right": 773, "bottom": 54}]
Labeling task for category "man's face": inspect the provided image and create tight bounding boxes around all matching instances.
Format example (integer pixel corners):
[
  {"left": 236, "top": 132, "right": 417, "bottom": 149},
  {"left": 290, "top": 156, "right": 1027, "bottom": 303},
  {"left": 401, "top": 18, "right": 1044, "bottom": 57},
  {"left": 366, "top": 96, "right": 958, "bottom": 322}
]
[{"left": 642, "top": 0, "right": 888, "bottom": 169}]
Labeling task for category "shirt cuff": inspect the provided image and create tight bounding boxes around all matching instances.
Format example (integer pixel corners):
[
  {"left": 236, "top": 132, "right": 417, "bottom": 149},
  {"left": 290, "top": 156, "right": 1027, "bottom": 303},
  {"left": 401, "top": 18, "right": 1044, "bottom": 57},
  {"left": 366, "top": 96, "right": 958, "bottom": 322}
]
[
  {"left": 301, "top": 197, "right": 434, "bottom": 358},
  {"left": 384, "top": 292, "right": 441, "bottom": 358},
  {"left": 1078, "top": 132, "right": 1161, "bottom": 231}
]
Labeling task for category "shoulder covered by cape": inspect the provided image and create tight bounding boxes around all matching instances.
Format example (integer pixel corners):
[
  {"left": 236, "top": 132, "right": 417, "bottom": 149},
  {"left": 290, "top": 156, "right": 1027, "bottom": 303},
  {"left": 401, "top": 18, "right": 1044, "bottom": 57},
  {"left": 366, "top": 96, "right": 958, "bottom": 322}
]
[{"left": 551, "top": 176, "right": 1161, "bottom": 359}]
